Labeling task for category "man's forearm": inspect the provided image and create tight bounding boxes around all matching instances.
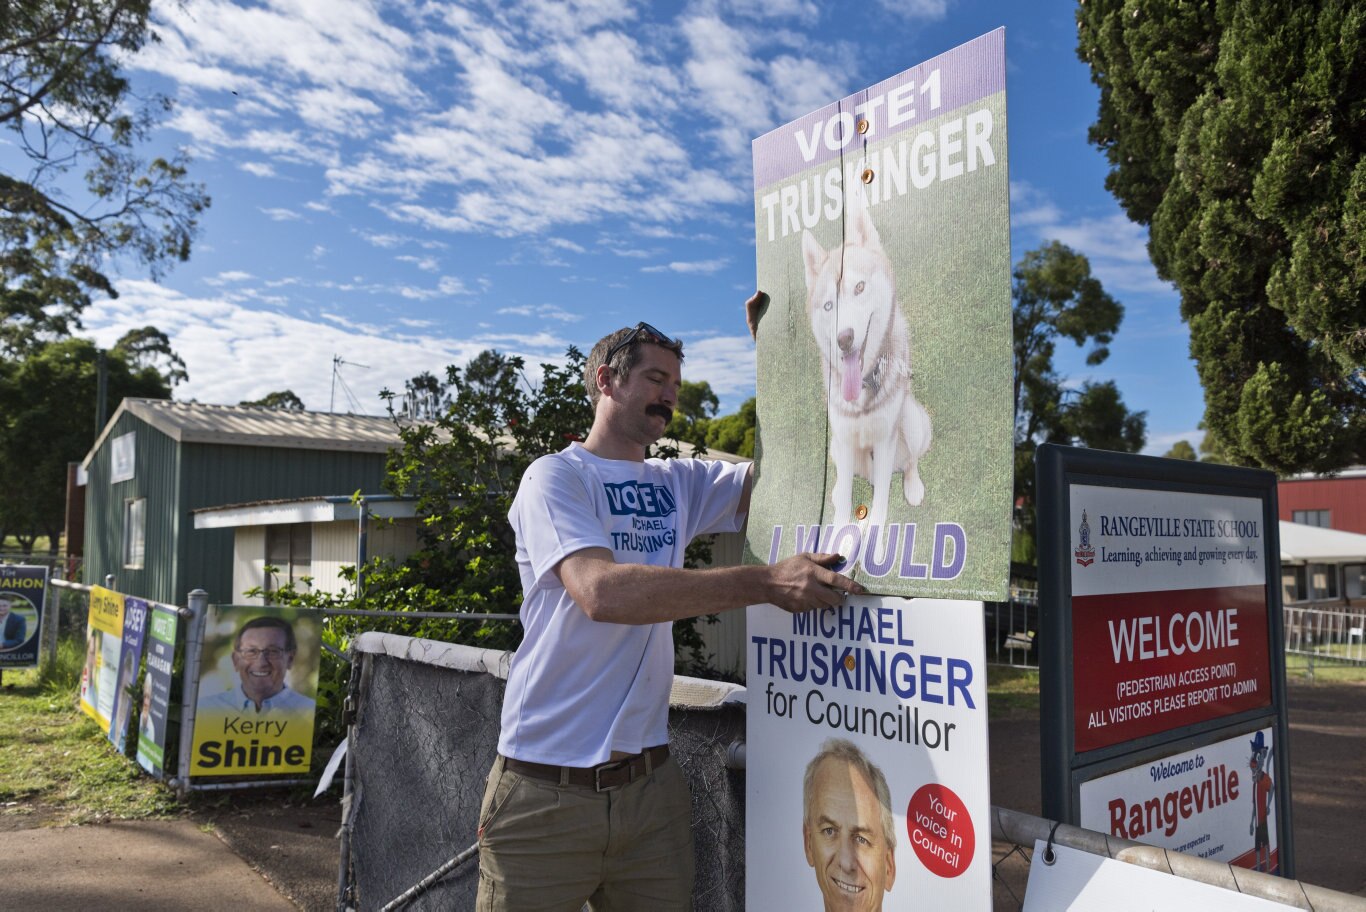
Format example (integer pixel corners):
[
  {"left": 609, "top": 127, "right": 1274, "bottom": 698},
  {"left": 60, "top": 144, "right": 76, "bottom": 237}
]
[{"left": 557, "top": 547, "right": 865, "bottom": 623}]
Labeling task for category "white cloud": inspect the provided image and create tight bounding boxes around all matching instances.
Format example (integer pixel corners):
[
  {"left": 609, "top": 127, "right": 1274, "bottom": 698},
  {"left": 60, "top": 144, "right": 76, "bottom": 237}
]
[
  {"left": 439, "top": 276, "right": 473, "bottom": 295},
  {"left": 874, "top": 0, "right": 950, "bottom": 19},
  {"left": 642, "top": 258, "right": 729, "bottom": 274},
  {"left": 397, "top": 255, "right": 440, "bottom": 272},
  {"left": 239, "top": 161, "right": 277, "bottom": 178},
  {"left": 81, "top": 281, "right": 573, "bottom": 413},
  {"left": 1141, "top": 428, "right": 1204, "bottom": 457},
  {"left": 497, "top": 304, "right": 582, "bottom": 323},
  {"left": 680, "top": 333, "right": 757, "bottom": 408},
  {"left": 261, "top": 206, "right": 302, "bottom": 221},
  {"left": 549, "top": 30, "right": 679, "bottom": 112},
  {"left": 204, "top": 270, "right": 254, "bottom": 285}
]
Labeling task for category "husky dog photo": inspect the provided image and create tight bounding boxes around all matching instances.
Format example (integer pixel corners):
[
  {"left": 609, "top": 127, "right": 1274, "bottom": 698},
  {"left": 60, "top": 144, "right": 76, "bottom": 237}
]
[{"left": 747, "top": 31, "right": 1013, "bottom": 601}]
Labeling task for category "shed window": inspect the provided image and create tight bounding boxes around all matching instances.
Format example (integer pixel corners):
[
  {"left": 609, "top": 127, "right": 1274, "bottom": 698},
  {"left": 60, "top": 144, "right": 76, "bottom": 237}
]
[
  {"left": 123, "top": 498, "right": 146, "bottom": 569},
  {"left": 266, "top": 523, "right": 312, "bottom": 595}
]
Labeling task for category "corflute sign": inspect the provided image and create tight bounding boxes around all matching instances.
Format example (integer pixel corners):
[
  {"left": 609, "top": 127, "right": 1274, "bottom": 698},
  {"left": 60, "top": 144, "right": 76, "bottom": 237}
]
[{"left": 746, "top": 28, "right": 1013, "bottom": 602}]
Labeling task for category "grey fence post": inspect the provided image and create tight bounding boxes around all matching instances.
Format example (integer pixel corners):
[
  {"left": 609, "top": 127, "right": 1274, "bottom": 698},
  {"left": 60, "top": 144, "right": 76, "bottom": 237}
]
[
  {"left": 41, "top": 570, "right": 61, "bottom": 669},
  {"left": 173, "top": 589, "right": 209, "bottom": 801}
]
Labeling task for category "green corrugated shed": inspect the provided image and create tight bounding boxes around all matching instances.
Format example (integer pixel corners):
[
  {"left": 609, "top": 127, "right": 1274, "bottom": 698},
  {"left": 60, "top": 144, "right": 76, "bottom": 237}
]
[{"left": 81, "top": 399, "right": 399, "bottom": 605}]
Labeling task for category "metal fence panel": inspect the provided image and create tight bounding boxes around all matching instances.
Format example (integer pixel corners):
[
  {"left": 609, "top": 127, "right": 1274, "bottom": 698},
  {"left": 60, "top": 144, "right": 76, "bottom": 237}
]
[{"left": 1283, "top": 605, "right": 1366, "bottom": 665}]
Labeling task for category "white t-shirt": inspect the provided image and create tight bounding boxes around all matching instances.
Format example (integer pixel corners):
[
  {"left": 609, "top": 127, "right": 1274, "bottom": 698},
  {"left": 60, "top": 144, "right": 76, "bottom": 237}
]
[{"left": 499, "top": 442, "right": 749, "bottom": 766}]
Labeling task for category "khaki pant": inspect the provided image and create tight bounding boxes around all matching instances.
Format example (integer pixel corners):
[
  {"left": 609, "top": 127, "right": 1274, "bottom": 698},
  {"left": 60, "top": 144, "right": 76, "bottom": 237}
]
[{"left": 476, "top": 754, "right": 695, "bottom": 912}]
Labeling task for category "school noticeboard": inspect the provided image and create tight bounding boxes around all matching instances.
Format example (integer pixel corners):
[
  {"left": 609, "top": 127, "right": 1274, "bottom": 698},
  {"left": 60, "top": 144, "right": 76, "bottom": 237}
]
[
  {"left": 190, "top": 605, "right": 321, "bottom": 777},
  {"left": 746, "top": 28, "right": 1012, "bottom": 602},
  {"left": 0, "top": 564, "right": 48, "bottom": 668},
  {"left": 1036, "top": 444, "right": 1293, "bottom": 877},
  {"left": 747, "top": 596, "right": 991, "bottom": 909}
]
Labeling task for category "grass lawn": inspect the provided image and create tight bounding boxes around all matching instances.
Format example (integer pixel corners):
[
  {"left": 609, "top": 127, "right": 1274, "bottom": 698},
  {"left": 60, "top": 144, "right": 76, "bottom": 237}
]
[
  {"left": 0, "top": 639, "right": 180, "bottom": 828},
  {"left": 1283, "top": 652, "right": 1366, "bottom": 685},
  {"left": 986, "top": 664, "right": 1039, "bottom": 717}
]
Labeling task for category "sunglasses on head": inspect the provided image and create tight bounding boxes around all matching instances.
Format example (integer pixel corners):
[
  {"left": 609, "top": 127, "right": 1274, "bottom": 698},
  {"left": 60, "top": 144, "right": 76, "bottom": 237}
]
[{"left": 604, "top": 321, "right": 683, "bottom": 366}]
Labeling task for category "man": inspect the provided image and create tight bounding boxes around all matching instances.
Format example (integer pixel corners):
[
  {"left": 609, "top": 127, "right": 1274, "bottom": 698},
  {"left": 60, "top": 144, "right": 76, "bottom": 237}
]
[
  {"left": 802, "top": 738, "right": 898, "bottom": 912},
  {"left": 0, "top": 595, "right": 26, "bottom": 650},
  {"left": 477, "top": 314, "right": 866, "bottom": 911},
  {"left": 200, "top": 616, "right": 315, "bottom": 714}
]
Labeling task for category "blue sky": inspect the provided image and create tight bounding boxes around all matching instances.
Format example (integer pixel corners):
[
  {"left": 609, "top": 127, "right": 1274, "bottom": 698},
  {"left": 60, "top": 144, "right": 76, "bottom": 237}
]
[{"left": 68, "top": 0, "right": 1199, "bottom": 452}]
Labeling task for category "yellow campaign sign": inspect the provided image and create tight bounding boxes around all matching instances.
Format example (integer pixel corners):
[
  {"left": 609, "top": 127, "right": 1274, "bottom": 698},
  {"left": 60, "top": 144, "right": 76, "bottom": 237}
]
[
  {"left": 88, "top": 586, "right": 125, "bottom": 636},
  {"left": 191, "top": 706, "right": 314, "bottom": 775},
  {"left": 190, "top": 605, "right": 321, "bottom": 777},
  {"left": 79, "top": 587, "right": 126, "bottom": 728}
]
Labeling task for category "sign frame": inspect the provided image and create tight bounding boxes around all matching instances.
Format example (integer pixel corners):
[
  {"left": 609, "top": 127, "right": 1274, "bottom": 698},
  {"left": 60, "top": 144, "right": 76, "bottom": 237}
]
[
  {"left": 0, "top": 564, "right": 48, "bottom": 669},
  {"left": 1036, "top": 443, "right": 1294, "bottom": 877}
]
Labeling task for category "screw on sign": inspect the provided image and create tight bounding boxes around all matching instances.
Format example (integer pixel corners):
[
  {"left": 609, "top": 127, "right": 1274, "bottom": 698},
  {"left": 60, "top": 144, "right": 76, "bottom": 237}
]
[{"left": 907, "top": 784, "right": 974, "bottom": 878}]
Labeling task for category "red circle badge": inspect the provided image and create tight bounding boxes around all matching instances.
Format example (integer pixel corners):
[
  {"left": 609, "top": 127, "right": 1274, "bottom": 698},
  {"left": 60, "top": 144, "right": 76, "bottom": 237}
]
[{"left": 906, "top": 784, "right": 974, "bottom": 878}]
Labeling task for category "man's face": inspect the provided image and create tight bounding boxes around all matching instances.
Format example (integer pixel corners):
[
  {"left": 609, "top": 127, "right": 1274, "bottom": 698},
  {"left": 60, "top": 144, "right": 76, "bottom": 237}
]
[
  {"left": 804, "top": 759, "right": 896, "bottom": 912},
  {"left": 602, "top": 343, "right": 681, "bottom": 447},
  {"left": 231, "top": 626, "right": 294, "bottom": 703}
]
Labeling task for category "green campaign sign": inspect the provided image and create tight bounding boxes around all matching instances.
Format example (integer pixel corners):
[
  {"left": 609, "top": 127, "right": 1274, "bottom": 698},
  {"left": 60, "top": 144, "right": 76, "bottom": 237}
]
[{"left": 747, "top": 29, "right": 1013, "bottom": 601}]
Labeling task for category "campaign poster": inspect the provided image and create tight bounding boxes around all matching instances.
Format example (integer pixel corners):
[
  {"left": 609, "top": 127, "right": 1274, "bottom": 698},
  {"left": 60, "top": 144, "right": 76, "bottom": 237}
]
[
  {"left": 79, "top": 585, "right": 126, "bottom": 732},
  {"left": 0, "top": 564, "right": 48, "bottom": 668},
  {"left": 747, "top": 29, "right": 1013, "bottom": 601},
  {"left": 1069, "top": 486, "right": 1272, "bottom": 753},
  {"left": 747, "top": 596, "right": 991, "bottom": 909},
  {"left": 190, "top": 604, "right": 321, "bottom": 776},
  {"left": 1023, "top": 840, "right": 1289, "bottom": 912},
  {"left": 107, "top": 596, "right": 150, "bottom": 753},
  {"left": 136, "top": 604, "right": 179, "bottom": 777},
  {"left": 1079, "top": 727, "right": 1280, "bottom": 874}
]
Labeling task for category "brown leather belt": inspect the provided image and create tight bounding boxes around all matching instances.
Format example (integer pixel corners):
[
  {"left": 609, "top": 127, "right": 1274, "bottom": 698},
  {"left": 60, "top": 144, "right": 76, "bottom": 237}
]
[{"left": 502, "top": 745, "right": 669, "bottom": 792}]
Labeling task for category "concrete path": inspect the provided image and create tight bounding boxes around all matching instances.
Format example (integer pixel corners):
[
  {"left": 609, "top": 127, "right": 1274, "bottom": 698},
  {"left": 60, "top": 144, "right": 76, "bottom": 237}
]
[{"left": 0, "top": 819, "right": 298, "bottom": 911}]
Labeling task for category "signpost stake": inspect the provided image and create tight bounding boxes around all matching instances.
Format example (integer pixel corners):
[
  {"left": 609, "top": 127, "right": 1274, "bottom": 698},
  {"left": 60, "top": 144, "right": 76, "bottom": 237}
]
[{"left": 174, "top": 589, "right": 209, "bottom": 801}]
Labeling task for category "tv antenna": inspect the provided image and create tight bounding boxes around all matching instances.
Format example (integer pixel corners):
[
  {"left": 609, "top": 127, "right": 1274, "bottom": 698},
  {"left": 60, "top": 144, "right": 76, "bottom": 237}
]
[{"left": 330, "top": 355, "right": 371, "bottom": 413}]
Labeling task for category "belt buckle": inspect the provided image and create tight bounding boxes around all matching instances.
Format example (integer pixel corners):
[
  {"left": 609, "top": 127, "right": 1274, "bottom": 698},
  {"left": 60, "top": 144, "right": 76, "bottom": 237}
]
[{"left": 593, "top": 758, "right": 630, "bottom": 792}]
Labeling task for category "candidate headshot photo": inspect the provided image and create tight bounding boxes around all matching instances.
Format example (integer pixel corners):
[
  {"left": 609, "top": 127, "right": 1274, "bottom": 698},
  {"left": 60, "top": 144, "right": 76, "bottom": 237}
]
[
  {"left": 0, "top": 594, "right": 30, "bottom": 650},
  {"left": 803, "top": 738, "right": 898, "bottom": 912},
  {"left": 198, "top": 615, "right": 316, "bottom": 716}
]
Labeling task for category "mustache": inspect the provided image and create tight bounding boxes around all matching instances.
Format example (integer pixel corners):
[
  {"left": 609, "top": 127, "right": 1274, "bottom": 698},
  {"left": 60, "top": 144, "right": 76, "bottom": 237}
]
[{"left": 646, "top": 404, "right": 674, "bottom": 422}]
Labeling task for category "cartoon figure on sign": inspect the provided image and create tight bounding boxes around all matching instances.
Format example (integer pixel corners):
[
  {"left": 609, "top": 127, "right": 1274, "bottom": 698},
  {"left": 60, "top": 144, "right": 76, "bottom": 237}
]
[
  {"left": 803, "top": 738, "right": 897, "bottom": 912},
  {"left": 803, "top": 184, "right": 932, "bottom": 535},
  {"left": 1248, "top": 731, "right": 1274, "bottom": 873}
]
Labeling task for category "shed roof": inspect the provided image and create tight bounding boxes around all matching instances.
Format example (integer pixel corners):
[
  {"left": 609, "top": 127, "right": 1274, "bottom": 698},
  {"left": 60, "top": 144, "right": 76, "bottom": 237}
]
[
  {"left": 1279, "top": 521, "right": 1366, "bottom": 563},
  {"left": 84, "top": 398, "right": 402, "bottom": 468}
]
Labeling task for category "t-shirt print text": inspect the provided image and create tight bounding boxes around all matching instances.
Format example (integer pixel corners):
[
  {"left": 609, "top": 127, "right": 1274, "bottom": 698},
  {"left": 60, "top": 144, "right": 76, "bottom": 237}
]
[{"left": 604, "top": 481, "right": 678, "bottom": 555}]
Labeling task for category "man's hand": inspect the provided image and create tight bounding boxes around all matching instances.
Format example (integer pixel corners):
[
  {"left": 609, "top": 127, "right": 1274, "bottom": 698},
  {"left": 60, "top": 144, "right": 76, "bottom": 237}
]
[
  {"left": 745, "top": 290, "right": 768, "bottom": 341},
  {"left": 766, "top": 552, "right": 867, "bottom": 613}
]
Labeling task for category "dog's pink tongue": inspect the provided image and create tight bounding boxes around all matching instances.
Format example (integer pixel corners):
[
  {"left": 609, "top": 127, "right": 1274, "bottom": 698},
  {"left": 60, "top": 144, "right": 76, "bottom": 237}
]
[{"left": 841, "top": 350, "right": 861, "bottom": 402}]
